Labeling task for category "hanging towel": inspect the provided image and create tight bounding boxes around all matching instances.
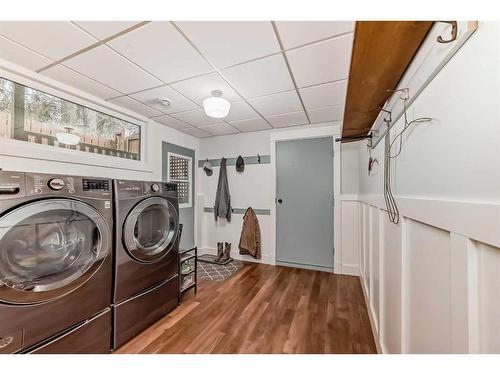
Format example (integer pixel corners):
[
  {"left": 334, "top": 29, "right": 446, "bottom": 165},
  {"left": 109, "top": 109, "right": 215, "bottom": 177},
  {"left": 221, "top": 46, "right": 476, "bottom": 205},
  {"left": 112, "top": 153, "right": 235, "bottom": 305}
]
[
  {"left": 239, "top": 207, "right": 261, "bottom": 259},
  {"left": 214, "top": 157, "right": 232, "bottom": 222}
]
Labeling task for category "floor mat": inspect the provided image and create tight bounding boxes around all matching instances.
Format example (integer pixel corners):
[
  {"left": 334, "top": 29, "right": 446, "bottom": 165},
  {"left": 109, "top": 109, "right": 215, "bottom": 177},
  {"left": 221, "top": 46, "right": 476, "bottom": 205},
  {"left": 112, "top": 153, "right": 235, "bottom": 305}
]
[
  {"left": 198, "top": 253, "right": 234, "bottom": 265},
  {"left": 197, "top": 260, "right": 244, "bottom": 282}
]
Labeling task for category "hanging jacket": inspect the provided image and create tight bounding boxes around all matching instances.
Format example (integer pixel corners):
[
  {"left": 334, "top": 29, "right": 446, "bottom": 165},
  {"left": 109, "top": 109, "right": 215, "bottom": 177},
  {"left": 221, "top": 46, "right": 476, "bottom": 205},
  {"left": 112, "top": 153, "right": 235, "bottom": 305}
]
[
  {"left": 214, "top": 157, "right": 231, "bottom": 222},
  {"left": 239, "top": 207, "right": 261, "bottom": 259}
]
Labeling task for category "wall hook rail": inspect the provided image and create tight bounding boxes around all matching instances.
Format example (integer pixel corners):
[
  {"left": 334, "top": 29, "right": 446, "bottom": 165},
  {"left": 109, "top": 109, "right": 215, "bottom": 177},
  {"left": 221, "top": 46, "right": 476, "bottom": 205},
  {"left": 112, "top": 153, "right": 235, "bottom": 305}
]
[{"left": 437, "top": 21, "right": 458, "bottom": 43}]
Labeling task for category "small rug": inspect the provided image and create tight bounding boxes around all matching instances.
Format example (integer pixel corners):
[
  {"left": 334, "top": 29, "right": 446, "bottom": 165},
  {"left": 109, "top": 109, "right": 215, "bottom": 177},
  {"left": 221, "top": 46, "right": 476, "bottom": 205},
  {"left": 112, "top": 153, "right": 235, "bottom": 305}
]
[
  {"left": 198, "top": 253, "right": 233, "bottom": 265},
  {"left": 197, "top": 260, "right": 244, "bottom": 282}
]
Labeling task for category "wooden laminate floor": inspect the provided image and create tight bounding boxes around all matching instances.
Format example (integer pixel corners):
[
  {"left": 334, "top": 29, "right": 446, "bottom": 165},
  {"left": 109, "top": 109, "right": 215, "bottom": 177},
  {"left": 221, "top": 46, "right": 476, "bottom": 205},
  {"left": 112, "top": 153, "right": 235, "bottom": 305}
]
[{"left": 114, "top": 263, "right": 377, "bottom": 354}]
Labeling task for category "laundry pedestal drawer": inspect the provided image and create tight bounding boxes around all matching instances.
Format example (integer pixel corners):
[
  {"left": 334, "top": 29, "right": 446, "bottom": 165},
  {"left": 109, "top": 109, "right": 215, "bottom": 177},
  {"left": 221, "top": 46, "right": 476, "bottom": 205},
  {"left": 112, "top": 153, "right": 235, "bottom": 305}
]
[
  {"left": 26, "top": 309, "right": 111, "bottom": 354},
  {"left": 113, "top": 275, "right": 179, "bottom": 350}
]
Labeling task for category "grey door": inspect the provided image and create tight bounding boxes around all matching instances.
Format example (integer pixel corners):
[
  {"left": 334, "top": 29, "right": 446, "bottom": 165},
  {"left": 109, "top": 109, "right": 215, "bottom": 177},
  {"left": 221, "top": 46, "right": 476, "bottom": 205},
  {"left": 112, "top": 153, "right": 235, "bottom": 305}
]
[{"left": 276, "top": 137, "right": 334, "bottom": 271}]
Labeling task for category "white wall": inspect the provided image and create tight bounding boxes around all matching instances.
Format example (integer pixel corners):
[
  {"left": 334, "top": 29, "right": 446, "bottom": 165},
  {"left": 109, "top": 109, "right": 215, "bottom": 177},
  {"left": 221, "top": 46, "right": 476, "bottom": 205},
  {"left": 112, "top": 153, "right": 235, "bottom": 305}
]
[
  {"left": 340, "top": 142, "right": 360, "bottom": 195},
  {"left": 198, "top": 130, "right": 274, "bottom": 263},
  {"left": 351, "top": 21, "right": 500, "bottom": 353},
  {"left": 197, "top": 123, "right": 358, "bottom": 270},
  {"left": 339, "top": 142, "right": 362, "bottom": 275}
]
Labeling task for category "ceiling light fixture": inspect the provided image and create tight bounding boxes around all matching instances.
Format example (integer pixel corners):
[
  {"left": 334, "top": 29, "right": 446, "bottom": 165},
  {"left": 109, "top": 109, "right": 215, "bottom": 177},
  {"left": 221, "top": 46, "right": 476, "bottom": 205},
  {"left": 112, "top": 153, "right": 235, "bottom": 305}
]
[
  {"left": 158, "top": 98, "right": 172, "bottom": 107},
  {"left": 203, "top": 90, "right": 230, "bottom": 119},
  {"left": 56, "top": 126, "right": 80, "bottom": 145}
]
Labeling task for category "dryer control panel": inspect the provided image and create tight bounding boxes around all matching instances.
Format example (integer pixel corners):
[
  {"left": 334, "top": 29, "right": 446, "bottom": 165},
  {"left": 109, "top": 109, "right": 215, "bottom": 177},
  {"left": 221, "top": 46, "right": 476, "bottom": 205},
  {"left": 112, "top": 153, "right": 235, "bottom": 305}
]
[{"left": 82, "top": 179, "right": 110, "bottom": 192}]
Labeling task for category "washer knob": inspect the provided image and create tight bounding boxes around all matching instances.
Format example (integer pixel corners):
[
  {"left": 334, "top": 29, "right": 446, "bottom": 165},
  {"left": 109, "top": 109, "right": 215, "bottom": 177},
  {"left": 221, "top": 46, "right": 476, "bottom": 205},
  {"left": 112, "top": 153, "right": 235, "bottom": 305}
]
[
  {"left": 48, "top": 178, "right": 65, "bottom": 191},
  {"left": 151, "top": 183, "right": 160, "bottom": 192}
]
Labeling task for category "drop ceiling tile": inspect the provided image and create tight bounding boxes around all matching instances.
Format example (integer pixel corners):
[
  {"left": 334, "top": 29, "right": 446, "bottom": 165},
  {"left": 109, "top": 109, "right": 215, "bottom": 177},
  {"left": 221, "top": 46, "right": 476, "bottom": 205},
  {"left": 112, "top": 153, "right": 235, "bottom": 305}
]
[
  {"left": 276, "top": 21, "right": 354, "bottom": 49},
  {"left": 225, "top": 101, "right": 259, "bottom": 122},
  {"left": 152, "top": 115, "right": 192, "bottom": 130},
  {"left": 199, "top": 123, "right": 239, "bottom": 136},
  {"left": 308, "top": 105, "right": 344, "bottom": 124},
  {"left": 179, "top": 127, "right": 212, "bottom": 138},
  {"left": 73, "top": 21, "right": 143, "bottom": 40},
  {"left": 0, "top": 35, "right": 52, "bottom": 70},
  {"left": 108, "top": 96, "right": 163, "bottom": 118},
  {"left": 299, "top": 80, "right": 347, "bottom": 110},
  {"left": 42, "top": 65, "right": 121, "bottom": 100},
  {"left": 130, "top": 85, "right": 198, "bottom": 114},
  {"left": 0, "top": 21, "right": 96, "bottom": 60},
  {"left": 229, "top": 118, "right": 271, "bottom": 132},
  {"left": 176, "top": 21, "right": 280, "bottom": 68},
  {"left": 169, "top": 72, "right": 240, "bottom": 106},
  {"left": 170, "top": 108, "right": 221, "bottom": 127},
  {"left": 248, "top": 90, "right": 302, "bottom": 116},
  {"left": 64, "top": 45, "right": 162, "bottom": 94},
  {"left": 221, "top": 54, "right": 294, "bottom": 98},
  {"left": 108, "top": 21, "right": 213, "bottom": 83},
  {"left": 286, "top": 33, "right": 353, "bottom": 88},
  {"left": 266, "top": 111, "right": 308, "bottom": 128}
]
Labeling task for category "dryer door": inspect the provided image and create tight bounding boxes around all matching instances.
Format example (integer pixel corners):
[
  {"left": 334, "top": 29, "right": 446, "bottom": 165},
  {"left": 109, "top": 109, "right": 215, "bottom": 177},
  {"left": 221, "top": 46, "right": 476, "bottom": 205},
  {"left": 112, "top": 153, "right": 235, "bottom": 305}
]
[
  {"left": 0, "top": 198, "right": 111, "bottom": 305},
  {"left": 123, "top": 197, "right": 179, "bottom": 263}
]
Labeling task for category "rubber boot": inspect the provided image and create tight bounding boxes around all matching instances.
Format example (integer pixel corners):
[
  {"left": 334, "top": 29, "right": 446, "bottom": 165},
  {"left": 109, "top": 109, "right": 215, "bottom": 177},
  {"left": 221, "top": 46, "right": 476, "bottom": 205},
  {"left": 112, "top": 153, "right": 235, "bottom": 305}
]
[
  {"left": 215, "top": 242, "right": 224, "bottom": 262},
  {"left": 219, "top": 242, "right": 231, "bottom": 263}
]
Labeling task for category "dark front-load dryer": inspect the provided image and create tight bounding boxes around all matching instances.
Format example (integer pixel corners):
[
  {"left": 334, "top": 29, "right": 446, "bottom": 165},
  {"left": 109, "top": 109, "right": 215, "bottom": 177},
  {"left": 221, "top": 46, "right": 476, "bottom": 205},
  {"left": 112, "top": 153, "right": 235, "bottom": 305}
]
[
  {"left": 112, "top": 179, "right": 180, "bottom": 349},
  {"left": 0, "top": 171, "right": 113, "bottom": 354},
  {"left": 113, "top": 179, "right": 180, "bottom": 302}
]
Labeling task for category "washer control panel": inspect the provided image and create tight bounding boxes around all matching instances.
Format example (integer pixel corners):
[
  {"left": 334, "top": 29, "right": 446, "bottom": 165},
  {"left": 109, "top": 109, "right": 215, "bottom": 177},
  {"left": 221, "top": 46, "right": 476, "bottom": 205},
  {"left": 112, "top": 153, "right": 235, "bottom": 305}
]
[
  {"left": 48, "top": 178, "right": 65, "bottom": 190},
  {"left": 82, "top": 179, "right": 110, "bottom": 192}
]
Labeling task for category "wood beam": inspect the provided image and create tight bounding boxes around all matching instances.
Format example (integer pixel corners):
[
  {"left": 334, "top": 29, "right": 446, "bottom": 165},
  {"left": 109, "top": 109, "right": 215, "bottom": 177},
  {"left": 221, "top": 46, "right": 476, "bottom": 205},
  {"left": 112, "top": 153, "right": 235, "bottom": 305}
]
[{"left": 342, "top": 21, "right": 433, "bottom": 138}]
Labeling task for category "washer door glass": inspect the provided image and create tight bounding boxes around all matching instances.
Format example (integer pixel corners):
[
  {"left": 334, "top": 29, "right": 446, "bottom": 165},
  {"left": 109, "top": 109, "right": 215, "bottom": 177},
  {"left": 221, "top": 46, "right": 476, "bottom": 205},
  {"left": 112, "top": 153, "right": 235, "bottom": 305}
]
[
  {"left": 0, "top": 199, "right": 110, "bottom": 305},
  {"left": 123, "top": 197, "right": 178, "bottom": 263}
]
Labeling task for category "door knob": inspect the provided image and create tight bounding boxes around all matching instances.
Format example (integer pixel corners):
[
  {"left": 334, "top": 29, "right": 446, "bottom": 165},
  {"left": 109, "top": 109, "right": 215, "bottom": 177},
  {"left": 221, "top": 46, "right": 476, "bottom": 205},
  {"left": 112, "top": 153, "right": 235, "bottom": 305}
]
[{"left": 277, "top": 198, "right": 283, "bottom": 204}]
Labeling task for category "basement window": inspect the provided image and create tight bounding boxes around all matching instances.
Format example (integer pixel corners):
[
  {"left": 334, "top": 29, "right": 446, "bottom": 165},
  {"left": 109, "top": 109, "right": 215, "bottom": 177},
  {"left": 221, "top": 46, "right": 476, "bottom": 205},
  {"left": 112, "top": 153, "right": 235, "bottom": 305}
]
[
  {"left": 167, "top": 152, "right": 192, "bottom": 208},
  {"left": 0, "top": 76, "right": 142, "bottom": 160}
]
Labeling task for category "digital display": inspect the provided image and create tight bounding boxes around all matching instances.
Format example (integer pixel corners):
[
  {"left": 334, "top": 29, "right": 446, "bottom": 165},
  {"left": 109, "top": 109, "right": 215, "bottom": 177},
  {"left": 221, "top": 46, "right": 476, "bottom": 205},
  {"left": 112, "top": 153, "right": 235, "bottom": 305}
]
[
  {"left": 165, "top": 183, "right": 177, "bottom": 192},
  {"left": 83, "top": 179, "right": 110, "bottom": 191}
]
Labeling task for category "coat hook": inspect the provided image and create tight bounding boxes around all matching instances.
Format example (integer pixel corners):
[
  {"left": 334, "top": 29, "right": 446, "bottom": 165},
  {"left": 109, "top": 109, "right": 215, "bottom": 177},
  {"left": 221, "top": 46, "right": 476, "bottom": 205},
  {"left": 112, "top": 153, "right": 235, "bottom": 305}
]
[
  {"left": 257, "top": 154, "right": 261, "bottom": 163},
  {"left": 437, "top": 21, "right": 457, "bottom": 43}
]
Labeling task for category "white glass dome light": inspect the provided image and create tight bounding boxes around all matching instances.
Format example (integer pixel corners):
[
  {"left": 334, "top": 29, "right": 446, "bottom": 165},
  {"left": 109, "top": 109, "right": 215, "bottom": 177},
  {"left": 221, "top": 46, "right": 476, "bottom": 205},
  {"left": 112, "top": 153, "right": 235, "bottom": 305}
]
[
  {"left": 203, "top": 90, "right": 231, "bottom": 119},
  {"left": 56, "top": 126, "right": 80, "bottom": 145}
]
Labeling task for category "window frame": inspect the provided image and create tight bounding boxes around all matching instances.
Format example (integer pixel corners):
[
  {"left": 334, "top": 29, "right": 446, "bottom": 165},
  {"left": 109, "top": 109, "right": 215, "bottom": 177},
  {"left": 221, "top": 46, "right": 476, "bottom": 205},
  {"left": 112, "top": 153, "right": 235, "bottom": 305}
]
[
  {"left": 166, "top": 151, "right": 192, "bottom": 209},
  {"left": 0, "top": 65, "right": 150, "bottom": 173}
]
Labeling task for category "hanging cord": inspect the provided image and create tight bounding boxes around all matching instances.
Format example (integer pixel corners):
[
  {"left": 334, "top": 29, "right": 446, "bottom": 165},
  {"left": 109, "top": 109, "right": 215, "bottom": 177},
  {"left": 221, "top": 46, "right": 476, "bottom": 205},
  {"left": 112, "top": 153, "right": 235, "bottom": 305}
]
[
  {"left": 383, "top": 121, "right": 399, "bottom": 224},
  {"left": 387, "top": 89, "right": 433, "bottom": 159},
  {"left": 382, "top": 88, "right": 432, "bottom": 224}
]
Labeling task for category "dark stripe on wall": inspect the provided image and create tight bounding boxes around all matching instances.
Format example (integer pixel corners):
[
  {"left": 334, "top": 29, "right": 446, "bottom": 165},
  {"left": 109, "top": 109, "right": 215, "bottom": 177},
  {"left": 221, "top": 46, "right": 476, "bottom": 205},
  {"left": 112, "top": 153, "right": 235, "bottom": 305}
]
[
  {"left": 203, "top": 207, "right": 271, "bottom": 216},
  {"left": 198, "top": 155, "right": 270, "bottom": 167}
]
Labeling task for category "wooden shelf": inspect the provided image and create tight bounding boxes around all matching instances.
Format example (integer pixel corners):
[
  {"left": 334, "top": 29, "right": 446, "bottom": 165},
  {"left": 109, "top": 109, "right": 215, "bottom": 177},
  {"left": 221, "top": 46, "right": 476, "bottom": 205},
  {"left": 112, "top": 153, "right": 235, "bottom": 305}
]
[{"left": 342, "top": 21, "right": 433, "bottom": 139}]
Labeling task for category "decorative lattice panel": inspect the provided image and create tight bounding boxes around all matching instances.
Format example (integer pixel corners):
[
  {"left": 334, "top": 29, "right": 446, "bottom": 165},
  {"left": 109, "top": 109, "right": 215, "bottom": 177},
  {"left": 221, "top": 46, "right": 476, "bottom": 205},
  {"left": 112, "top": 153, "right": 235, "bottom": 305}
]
[
  {"left": 169, "top": 154, "right": 191, "bottom": 205},
  {"left": 176, "top": 181, "right": 189, "bottom": 204}
]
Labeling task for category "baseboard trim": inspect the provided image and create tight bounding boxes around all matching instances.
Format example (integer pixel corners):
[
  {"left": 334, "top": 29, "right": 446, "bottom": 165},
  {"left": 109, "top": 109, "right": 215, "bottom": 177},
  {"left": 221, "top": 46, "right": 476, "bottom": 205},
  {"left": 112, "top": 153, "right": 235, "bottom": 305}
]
[
  {"left": 199, "top": 247, "right": 274, "bottom": 265},
  {"left": 340, "top": 263, "right": 359, "bottom": 276}
]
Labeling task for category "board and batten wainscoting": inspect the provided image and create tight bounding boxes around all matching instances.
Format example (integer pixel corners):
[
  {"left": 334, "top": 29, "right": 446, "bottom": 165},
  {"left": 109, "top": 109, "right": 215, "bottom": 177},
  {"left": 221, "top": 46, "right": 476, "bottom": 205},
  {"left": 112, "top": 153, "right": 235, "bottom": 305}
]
[{"left": 352, "top": 195, "right": 500, "bottom": 354}]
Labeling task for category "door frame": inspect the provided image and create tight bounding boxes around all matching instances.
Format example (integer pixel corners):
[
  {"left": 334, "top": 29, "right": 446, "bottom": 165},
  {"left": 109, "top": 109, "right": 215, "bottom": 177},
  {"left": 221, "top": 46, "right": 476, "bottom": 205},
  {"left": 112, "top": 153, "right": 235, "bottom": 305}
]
[{"left": 270, "top": 126, "right": 342, "bottom": 273}]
